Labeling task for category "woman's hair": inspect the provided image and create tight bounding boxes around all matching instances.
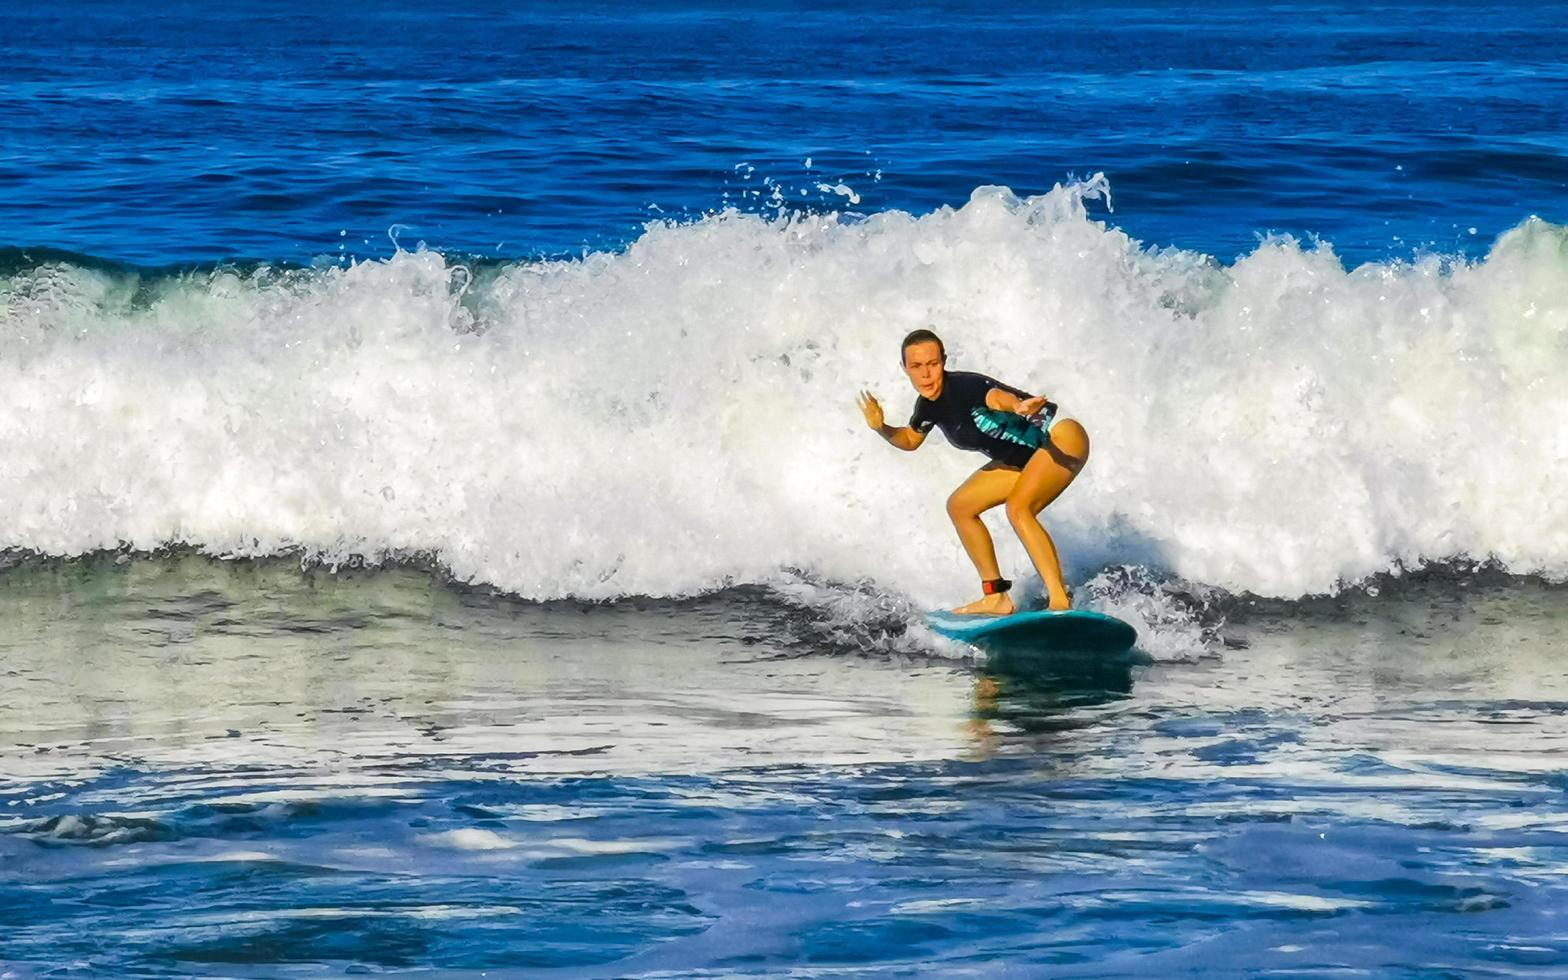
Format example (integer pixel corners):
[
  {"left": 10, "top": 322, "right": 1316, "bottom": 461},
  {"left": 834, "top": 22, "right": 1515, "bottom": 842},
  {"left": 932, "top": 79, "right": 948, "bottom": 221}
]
[{"left": 900, "top": 328, "right": 946, "bottom": 364}]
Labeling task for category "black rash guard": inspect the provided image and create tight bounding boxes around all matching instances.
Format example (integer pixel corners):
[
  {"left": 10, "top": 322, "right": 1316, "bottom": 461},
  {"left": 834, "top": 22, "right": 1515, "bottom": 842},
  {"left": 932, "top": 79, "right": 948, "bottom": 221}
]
[{"left": 909, "top": 370, "right": 1049, "bottom": 468}]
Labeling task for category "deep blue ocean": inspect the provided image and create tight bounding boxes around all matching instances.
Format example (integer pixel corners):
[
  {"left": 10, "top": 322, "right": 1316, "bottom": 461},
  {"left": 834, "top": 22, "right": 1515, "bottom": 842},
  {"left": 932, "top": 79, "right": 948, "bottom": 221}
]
[
  {"left": 4, "top": 1, "right": 1568, "bottom": 976},
  {"left": 7, "top": 0, "right": 1566, "bottom": 267}
]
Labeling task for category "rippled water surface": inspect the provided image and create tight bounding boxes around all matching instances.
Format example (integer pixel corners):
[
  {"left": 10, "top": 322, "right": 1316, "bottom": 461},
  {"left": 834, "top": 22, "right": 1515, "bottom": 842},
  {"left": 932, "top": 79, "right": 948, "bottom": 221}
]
[{"left": 4, "top": 559, "right": 1568, "bottom": 974}]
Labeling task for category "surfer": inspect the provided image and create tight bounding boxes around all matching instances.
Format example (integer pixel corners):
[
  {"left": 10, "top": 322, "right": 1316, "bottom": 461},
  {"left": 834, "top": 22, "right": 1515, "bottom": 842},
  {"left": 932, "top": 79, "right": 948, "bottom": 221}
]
[{"left": 857, "top": 328, "right": 1090, "bottom": 615}]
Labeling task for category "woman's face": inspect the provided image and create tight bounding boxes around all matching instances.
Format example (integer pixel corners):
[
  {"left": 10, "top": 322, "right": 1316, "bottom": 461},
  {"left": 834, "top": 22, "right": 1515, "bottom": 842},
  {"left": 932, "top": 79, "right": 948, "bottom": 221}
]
[{"left": 902, "top": 340, "right": 945, "bottom": 399}]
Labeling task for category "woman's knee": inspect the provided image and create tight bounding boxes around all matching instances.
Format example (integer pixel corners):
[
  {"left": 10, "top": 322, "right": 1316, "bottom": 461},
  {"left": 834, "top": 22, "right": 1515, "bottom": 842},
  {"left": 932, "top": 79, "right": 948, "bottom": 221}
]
[
  {"left": 946, "top": 491, "right": 975, "bottom": 523},
  {"left": 1003, "top": 495, "right": 1034, "bottom": 527}
]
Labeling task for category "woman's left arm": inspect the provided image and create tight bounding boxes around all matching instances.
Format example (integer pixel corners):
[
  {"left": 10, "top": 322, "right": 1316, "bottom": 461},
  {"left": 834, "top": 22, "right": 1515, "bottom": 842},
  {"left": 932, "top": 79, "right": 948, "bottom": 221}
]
[{"left": 985, "top": 387, "right": 1047, "bottom": 415}]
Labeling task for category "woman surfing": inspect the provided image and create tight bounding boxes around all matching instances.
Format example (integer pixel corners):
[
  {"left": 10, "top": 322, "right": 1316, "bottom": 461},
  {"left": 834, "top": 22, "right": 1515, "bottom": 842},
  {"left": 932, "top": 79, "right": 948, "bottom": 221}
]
[{"left": 857, "top": 328, "right": 1090, "bottom": 616}]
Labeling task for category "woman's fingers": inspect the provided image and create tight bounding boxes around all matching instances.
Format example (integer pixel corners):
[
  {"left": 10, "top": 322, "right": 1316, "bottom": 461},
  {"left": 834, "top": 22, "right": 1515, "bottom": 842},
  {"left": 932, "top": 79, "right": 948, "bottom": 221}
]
[
  {"left": 856, "top": 390, "right": 883, "bottom": 429},
  {"left": 858, "top": 391, "right": 884, "bottom": 433}
]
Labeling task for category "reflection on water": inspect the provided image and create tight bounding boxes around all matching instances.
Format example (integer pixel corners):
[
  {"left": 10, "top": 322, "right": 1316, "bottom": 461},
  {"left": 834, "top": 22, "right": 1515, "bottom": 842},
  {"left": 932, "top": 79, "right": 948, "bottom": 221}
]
[
  {"left": 4, "top": 557, "right": 1568, "bottom": 974},
  {"left": 966, "top": 646, "right": 1139, "bottom": 756}
]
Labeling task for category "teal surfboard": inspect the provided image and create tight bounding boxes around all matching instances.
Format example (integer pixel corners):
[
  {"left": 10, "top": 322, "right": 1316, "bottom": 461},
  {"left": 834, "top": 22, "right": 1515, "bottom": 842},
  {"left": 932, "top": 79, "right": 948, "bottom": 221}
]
[{"left": 926, "top": 608, "right": 1137, "bottom": 651}]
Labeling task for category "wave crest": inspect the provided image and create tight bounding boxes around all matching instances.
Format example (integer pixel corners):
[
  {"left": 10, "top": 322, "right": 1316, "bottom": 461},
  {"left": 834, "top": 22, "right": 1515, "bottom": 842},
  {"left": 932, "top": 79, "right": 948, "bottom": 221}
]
[{"left": 2, "top": 178, "right": 1565, "bottom": 607}]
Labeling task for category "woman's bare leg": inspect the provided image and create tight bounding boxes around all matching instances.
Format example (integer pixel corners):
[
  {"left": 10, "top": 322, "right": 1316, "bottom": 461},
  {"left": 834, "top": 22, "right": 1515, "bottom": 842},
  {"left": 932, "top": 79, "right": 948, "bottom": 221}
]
[
  {"left": 946, "top": 464, "right": 1020, "bottom": 615},
  {"left": 1004, "top": 419, "right": 1090, "bottom": 610}
]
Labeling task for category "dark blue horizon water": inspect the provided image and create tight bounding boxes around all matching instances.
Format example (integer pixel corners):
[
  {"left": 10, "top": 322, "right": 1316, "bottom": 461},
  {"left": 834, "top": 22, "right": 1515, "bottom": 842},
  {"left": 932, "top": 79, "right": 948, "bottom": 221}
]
[{"left": 5, "top": 0, "right": 1567, "bottom": 268}]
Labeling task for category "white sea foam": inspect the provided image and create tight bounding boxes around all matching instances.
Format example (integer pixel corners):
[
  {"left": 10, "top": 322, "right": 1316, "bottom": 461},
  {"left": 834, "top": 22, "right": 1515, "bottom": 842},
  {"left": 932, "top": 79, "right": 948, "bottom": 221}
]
[
  {"left": 815, "top": 181, "right": 862, "bottom": 205},
  {"left": 428, "top": 828, "right": 515, "bottom": 851},
  {"left": 2, "top": 177, "right": 1565, "bottom": 630}
]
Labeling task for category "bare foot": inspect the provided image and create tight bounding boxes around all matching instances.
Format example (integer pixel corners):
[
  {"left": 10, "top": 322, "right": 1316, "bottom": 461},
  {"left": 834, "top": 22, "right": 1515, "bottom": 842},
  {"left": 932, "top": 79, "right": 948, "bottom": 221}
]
[
  {"left": 1046, "top": 590, "right": 1073, "bottom": 611},
  {"left": 951, "top": 592, "right": 1015, "bottom": 616}
]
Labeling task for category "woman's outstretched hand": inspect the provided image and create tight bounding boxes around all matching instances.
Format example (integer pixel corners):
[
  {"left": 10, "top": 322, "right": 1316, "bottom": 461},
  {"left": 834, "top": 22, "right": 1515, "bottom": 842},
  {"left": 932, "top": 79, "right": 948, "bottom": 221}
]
[
  {"left": 857, "top": 390, "right": 885, "bottom": 430},
  {"left": 1016, "top": 395, "right": 1048, "bottom": 417}
]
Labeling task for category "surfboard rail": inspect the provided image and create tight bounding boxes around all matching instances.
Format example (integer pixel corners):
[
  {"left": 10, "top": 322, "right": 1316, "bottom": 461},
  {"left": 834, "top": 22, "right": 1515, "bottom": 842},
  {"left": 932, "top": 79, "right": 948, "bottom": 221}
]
[{"left": 925, "top": 608, "right": 1137, "bottom": 651}]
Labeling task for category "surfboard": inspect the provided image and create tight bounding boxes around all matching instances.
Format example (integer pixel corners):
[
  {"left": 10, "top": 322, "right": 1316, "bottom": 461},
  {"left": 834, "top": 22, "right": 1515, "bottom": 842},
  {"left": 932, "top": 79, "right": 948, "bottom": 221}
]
[{"left": 925, "top": 608, "right": 1137, "bottom": 651}]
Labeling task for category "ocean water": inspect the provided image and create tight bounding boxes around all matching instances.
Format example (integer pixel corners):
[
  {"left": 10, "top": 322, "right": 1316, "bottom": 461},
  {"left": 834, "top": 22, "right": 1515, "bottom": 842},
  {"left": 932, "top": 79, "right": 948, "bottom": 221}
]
[{"left": 4, "top": 0, "right": 1568, "bottom": 975}]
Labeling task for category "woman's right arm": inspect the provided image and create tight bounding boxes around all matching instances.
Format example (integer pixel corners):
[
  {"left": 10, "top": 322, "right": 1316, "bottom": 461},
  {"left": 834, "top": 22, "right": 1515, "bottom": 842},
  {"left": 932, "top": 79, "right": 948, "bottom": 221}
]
[
  {"left": 879, "top": 423, "right": 927, "bottom": 451},
  {"left": 858, "top": 391, "right": 927, "bottom": 451}
]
